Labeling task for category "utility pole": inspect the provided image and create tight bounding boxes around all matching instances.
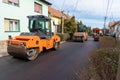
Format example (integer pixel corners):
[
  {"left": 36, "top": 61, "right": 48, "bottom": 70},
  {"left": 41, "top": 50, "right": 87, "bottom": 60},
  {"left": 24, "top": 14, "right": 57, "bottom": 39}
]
[
  {"left": 103, "top": 16, "right": 107, "bottom": 35},
  {"left": 61, "top": 11, "right": 64, "bottom": 34}
]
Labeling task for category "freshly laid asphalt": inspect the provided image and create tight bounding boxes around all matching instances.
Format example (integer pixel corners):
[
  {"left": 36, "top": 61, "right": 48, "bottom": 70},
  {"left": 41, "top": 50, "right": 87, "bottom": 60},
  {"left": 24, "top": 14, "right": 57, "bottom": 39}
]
[{"left": 0, "top": 38, "right": 99, "bottom": 80}]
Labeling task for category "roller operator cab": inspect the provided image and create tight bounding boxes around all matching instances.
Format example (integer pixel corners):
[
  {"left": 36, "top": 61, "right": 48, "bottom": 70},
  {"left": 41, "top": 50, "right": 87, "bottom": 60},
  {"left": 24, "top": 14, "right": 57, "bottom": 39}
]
[{"left": 7, "top": 15, "right": 60, "bottom": 60}]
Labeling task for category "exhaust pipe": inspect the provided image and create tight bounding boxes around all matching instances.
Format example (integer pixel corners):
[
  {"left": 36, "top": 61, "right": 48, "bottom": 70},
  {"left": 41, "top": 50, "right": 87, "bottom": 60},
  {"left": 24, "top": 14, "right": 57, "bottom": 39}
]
[{"left": 8, "top": 35, "right": 12, "bottom": 44}]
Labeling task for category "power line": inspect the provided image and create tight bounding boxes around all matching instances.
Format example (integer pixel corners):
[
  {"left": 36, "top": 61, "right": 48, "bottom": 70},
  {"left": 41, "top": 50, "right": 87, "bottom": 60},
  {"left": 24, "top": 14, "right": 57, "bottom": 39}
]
[
  {"left": 111, "top": 13, "right": 115, "bottom": 21},
  {"left": 104, "top": 0, "right": 110, "bottom": 25},
  {"left": 105, "top": 0, "right": 110, "bottom": 17},
  {"left": 64, "top": 0, "right": 80, "bottom": 17},
  {"left": 103, "top": 0, "right": 111, "bottom": 34},
  {"left": 73, "top": 0, "right": 79, "bottom": 15},
  {"left": 61, "top": 0, "right": 65, "bottom": 11},
  {"left": 109, "top": 12, "right": 115, "bottom": 22},
  {"left": 108, "top": 0, "right": 113, "bottom": 15},
  {"left": 107, "top": 0, "right": 114, "bottom": 22}
]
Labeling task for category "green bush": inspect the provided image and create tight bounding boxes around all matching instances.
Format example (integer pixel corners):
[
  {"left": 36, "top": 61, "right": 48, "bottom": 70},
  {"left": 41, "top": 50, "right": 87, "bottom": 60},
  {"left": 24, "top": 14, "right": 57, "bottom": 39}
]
[
  {"left": 89, "top": 37, "right": 120, "bottom": 80},
  {"left": 99, "top": 36, "right": 117, "bottom": 48},
  {"left": 90, "top": 48, "right": 119, "bottom": 80},
  {"left": 56, "top": 33, "right": 70, "bottom": 41}
]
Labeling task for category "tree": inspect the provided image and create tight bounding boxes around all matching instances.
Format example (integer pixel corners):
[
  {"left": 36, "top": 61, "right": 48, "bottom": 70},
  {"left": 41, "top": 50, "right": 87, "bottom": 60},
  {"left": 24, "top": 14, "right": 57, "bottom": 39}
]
[
  {"left": 64, "top": 16, "right": 77, "bottom": 34},
  {"left": 77, "top": 20, "right": 83, "bottom": 29},
  {"left": 86, "top": 26, "right": 92, "bottom": 35}
]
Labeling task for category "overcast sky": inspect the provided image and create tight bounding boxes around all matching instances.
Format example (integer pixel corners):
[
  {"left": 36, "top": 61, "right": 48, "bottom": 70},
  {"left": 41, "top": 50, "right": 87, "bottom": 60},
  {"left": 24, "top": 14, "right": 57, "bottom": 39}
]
[{"left": 48, "top": 0, "right": 120, "bottom": 28}]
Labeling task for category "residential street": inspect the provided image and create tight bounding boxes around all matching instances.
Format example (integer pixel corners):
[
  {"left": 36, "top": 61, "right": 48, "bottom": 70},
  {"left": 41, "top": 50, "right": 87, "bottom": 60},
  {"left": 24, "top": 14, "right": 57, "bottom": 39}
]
[
  {"left": 0, "top": 38, "right": 99, "bottom": 80},
  {"left": 1, "top": 0, "right": 120, "bottom": 79}
]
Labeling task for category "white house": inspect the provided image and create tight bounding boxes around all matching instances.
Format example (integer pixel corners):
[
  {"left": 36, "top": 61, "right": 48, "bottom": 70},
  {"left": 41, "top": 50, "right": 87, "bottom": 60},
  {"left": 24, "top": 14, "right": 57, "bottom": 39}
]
[
  {"left": 0, "top": 0, "right": 51, "bottom": 41},
  {"left": 48, "top": 6, "right": 70, "bottom": 33},
  {"left": 109, "top": 21, "right": 120, "bottom": 39}
]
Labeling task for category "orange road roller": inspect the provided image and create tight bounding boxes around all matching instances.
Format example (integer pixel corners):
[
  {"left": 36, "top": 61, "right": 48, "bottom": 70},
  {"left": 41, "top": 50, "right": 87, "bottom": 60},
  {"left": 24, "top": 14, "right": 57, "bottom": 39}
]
[
  {"left": 6, "top": 15, "right": 61, "bottom": 60},
  {"left": 73, "top": 32, "right": 88, "bottom": 42},
  {"left": 93, "top": 33, "right": 99, "bottom": 41}
]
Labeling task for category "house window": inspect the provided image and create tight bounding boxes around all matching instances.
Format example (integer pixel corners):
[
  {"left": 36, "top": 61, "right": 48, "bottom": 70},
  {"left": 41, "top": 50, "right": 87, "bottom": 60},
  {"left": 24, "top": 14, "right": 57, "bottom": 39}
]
[
  {"left": 4, "top": 18, "right": 20, "bottom": 32},
  {"left": 2, "top": 0, "right": 19, "bottom": 6},
  {"left": 34, "top": 2, "right": 42, "bottom": 14}
]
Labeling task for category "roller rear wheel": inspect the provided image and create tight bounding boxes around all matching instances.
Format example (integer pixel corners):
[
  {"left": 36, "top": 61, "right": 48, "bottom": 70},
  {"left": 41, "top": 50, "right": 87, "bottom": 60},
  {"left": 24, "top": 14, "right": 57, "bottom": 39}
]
[
  {"left": 81, "top": 38, "right": 85, "bottom": 42},
  {"left": 53, "top": 42, "right": 60, "bottom": 50},
  {"left": 26, "top": 48, "right": 39, "bottom": 60}
]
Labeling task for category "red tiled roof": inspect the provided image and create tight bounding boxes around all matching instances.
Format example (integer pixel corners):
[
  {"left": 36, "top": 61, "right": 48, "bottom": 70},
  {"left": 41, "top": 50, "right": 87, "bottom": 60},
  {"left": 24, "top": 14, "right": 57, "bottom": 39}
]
[
  {"left": 109, "top": 22, "right": 116, "bottom": 27},
  {"left": 48, "top": 6, "right": 62, "bottom": 18}
]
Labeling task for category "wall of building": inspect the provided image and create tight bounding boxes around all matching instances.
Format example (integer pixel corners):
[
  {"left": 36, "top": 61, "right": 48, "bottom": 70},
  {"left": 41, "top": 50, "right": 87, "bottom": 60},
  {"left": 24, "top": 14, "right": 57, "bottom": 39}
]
[
  {"left": 0, "top": 0, "right": 48, "bottom": 40},
  {"left": 49, "top": 15, "right": 61, "bottom": 33}
]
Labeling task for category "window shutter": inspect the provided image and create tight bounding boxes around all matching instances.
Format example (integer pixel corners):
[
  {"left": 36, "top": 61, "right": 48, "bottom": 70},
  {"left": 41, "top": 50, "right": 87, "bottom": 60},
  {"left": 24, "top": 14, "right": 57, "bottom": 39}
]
[
  {"left": 2, "top": 0, "right": 8, "bottom": 3},
  {"left": 38, "top": 4, "right": 42, "bottom": 13},
  {"left": 8, "top": 0, "right": 18, "bottom": 3},
  {"left": 34, "top": 2, "right": 42, "bottom": 14},
  {"left": 4, "top": 19, "right": 9, "bottom": 31},
  {"left": 34, "top": 3, "right": 38, "bottom": 12}
]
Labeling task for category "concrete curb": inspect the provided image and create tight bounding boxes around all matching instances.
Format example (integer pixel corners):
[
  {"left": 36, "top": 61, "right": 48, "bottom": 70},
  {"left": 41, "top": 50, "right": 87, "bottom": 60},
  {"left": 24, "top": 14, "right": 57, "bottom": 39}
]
[
  {"left": 60, "top": 41, "right": 66, "bottom": 44},
  {"left": 0, "top": 41, "right": 67, "bottom": 58},
  {"left": 0, "top": 48, "right": 8, "bottom": 57}
]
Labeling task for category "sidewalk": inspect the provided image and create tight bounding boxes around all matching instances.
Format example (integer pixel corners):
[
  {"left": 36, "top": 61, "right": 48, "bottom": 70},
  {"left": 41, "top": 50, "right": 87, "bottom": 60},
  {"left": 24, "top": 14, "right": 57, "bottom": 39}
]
[
  {"left": 0, "top": 44, "right": 8, "bottom": 57},
  {"left": 0, "top": 41, "right": 66, "bottom": 58}
]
